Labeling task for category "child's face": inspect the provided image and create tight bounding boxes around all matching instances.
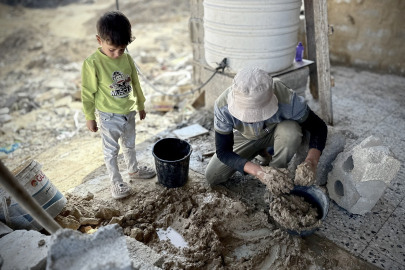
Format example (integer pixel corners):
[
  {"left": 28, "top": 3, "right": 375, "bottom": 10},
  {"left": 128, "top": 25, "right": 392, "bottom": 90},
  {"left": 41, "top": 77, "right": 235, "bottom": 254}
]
[{"left": 96, "top": 35, "right": 127, "bottom": 59}]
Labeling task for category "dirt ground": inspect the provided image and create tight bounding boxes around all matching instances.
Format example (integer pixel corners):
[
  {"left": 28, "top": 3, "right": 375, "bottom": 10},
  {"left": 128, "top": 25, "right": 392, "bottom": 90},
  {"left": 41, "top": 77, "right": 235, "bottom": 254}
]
[{"left": 0, "top": 1, "right": 380, "bottom": 269}]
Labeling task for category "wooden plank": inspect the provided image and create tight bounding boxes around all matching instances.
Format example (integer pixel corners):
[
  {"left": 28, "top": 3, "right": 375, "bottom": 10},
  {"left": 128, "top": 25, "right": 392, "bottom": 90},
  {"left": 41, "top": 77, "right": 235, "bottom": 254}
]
[
  {"left": 304, "top": 0, "right": 319, "bottom": 100},
  {"left": 313, "top": 0, "right": 333, "bottom": 125}
]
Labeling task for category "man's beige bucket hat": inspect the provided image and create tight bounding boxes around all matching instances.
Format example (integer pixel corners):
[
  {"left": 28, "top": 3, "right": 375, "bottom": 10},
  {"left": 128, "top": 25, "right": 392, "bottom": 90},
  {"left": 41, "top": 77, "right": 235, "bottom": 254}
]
[{"left": 227, "top": 68, "right": 278, "bottom": 122}]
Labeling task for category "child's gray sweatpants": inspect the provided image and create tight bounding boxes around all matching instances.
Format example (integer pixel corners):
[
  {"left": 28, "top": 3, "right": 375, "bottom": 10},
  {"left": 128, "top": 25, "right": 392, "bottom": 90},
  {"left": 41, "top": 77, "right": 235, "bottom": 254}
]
[{"left": 99, "top": 110, "right": 138, "bottom": 184}]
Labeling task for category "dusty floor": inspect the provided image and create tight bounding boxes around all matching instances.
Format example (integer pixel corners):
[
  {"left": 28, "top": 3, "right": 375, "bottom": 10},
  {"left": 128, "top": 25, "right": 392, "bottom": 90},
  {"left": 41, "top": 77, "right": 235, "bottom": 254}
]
[
  {"left": 0, "top": 1, "right": 400, "bottom": 269},
  {"left": 307, "top": 67, "right": 405, "bottom": 270}
]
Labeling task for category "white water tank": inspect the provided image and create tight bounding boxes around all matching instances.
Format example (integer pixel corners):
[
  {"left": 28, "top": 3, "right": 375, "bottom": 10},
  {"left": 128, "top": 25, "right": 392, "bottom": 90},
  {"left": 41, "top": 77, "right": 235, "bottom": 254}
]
[{"left": 203, "top": 0, "right": 302, "bottom": 74}]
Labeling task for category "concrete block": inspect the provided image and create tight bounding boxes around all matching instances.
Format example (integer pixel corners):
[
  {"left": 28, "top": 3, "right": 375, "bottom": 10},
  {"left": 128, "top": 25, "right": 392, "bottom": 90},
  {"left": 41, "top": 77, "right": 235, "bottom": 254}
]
[
  {"left": 0, "top": 221, "right": 12, "bottom": 237},
  {"left": 0, "top": 230, "right": 50, "bottom": 270},
  {"left": 125, "top": 236, "right": 164, "bottom": 268},
  {"left": 288, "top": 126, "right": 346, "bottom": 185},
  {"left": 192, "top": 43, "right": 205, "bottom": 62},
  {"left": 327, "top": 136, "right": 401, "bottom": 215},
  {"left": 200, "top": 68, "right": 234, "bottom": 110},
  {"left": 47, "top": 224, "right": 133, "bottom": 270},
  {"left": 189, "top": 18, "right": 204, "bottom": 44},
  {"left": 274, "top": 67, "right": 309, "bottom": 97},
  {"left": 190, "top": 0, "right": 204, "bottom": 19}
]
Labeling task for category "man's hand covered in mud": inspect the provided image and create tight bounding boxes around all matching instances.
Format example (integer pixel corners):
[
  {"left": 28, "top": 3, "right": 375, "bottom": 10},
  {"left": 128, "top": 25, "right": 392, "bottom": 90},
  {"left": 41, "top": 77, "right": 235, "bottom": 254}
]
[
  {"left": 294, "top": 160, "right": 316, "bottom": 186},
  {"left": 256, "top": 166, "right": 294, "bottom": 196}
]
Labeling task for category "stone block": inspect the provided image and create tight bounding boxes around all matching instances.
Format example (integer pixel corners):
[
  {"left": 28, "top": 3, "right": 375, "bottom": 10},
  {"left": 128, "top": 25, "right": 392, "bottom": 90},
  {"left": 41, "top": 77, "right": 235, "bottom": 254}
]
[
  {"left": 327, "top": 136, "right": 401, "bottom": 215},
  {"left": 47, "top": 224, "right": 133, "bottom": 270},
  {"left": 288, "top": 126, "right": 346, "bottom": 185},
  {"left": 201, "top": 68, "right": 234, "bottom": 110},
  {"left": 192, "top": 43, "right": 205, "bottom": 63},
  {"left": 0, "top": 230, "right": 50, "bottom": 270},
  {"left": 189, "top": 18, "right": 204, "bottom": 44},
  {"left": 190, "top": 0, "right": 204, "bottom": 19},
  {"left": 274, "top": 67, "right": 309, "bottom": 97},
  {"left": 125, "top": 236, "right": 164, "bottom": 268}
]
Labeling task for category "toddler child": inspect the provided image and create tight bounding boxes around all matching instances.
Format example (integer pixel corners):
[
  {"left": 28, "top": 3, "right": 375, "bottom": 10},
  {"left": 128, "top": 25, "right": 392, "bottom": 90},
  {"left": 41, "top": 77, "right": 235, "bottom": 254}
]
[{"left": 81, "top": 11, "right": 156, "bottom": 199}]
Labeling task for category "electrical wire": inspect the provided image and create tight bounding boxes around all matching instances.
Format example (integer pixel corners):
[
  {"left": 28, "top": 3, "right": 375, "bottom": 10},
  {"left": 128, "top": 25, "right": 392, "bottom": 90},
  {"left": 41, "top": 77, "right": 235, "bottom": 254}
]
[{"left": 133, "top": 58, "right": 227, "bottom": 97}]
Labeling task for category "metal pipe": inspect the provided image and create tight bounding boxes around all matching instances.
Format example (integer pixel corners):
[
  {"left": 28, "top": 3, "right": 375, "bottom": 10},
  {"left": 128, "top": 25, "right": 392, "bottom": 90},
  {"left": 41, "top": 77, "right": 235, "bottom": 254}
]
[{"left": 0, "top": 161, "right": 61, "bottom": 234}]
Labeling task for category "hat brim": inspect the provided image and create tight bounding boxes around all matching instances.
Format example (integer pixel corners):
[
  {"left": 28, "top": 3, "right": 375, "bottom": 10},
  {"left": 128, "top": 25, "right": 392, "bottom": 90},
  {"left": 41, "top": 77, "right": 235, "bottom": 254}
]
[{"left": 228, "top": 92, "right": 279, "bottom": 122}]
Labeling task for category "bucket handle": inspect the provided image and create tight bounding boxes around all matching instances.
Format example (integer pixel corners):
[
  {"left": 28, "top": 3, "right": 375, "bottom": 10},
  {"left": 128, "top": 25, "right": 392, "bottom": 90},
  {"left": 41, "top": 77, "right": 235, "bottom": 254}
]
[{"left": 189, "top": 145, "right": 193, "bottom": 156}]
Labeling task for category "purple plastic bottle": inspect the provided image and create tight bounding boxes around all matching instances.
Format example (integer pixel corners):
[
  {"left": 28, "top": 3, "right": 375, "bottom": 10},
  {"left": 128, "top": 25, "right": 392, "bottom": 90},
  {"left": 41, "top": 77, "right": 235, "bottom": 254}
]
[{"left": 295, "top": 42, "right": 304, "bottom": 62}]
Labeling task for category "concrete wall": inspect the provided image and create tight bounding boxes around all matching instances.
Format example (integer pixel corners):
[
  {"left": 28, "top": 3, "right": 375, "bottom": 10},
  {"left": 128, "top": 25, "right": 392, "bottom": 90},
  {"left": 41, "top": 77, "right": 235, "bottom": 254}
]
[
  {"left": 190, "top": 0, "right": 405, "bottom": 79},
  {"left": 327, "top": 0, "right": 405, "bottom": 75}
]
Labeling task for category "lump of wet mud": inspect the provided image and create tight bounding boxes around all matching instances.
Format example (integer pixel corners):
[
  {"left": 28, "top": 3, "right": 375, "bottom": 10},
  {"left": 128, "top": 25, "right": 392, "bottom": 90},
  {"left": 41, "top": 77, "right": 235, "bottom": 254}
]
[
  {"left": 294, "top": 162, "right": 315, "bottom": 186},
  {"left": 269, "top": 194, "right": 322, "bottom": 232}
]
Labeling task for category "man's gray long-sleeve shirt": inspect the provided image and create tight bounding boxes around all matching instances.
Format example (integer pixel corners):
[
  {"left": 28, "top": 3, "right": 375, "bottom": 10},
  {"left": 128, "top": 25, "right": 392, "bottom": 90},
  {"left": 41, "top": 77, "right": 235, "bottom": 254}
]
[{"left": 214, "top": 78, "right": 327, "bottom": 173}]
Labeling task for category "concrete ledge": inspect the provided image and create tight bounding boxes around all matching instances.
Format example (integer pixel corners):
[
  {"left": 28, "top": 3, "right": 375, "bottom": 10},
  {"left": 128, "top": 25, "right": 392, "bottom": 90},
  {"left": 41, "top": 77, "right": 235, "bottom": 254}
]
[
  {"left": 47, "top": 224, "right": 133, "bottom": 270},
  {"left": 0, "top": 230, "right": 50, "bottom": 270}
]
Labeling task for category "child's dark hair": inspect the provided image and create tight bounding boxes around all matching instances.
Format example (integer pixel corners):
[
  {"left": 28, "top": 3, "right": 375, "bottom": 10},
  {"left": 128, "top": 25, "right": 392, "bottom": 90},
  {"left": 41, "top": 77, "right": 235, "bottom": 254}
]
[{"left": 97, "top": 11, "right": 134, "bottom": 46}]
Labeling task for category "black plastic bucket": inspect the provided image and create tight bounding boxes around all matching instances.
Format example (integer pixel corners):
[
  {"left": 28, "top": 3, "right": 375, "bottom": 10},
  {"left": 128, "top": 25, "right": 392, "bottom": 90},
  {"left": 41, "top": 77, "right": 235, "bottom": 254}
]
[{"left": 152, "top": 138, "right": 192, "bottom": 188}]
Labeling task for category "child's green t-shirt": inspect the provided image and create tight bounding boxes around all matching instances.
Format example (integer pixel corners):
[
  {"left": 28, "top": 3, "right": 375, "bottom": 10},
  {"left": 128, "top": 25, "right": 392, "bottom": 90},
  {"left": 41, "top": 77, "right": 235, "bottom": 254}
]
[{"left": 81, "top": 48, "right": 146, "bottom": 120}]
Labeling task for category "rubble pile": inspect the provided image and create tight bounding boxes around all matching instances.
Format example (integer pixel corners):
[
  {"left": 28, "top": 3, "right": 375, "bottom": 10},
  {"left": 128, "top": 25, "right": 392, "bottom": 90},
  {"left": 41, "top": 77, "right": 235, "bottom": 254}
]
[{"left": 56, "top": 185, "right": 318, "bottom": 270}]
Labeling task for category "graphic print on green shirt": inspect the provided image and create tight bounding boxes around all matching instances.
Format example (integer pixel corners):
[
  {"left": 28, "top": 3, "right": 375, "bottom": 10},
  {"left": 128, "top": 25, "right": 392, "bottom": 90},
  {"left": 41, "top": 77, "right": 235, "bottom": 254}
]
[{"left": 109, "top": 71, "right": 132, "bottom": 98}]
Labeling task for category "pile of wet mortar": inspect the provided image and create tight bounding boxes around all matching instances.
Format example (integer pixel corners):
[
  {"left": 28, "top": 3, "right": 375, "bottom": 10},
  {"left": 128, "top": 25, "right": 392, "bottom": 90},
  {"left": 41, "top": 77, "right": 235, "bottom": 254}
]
[{"left": 57, "top": 183, "right": 323, "bottom": 269}]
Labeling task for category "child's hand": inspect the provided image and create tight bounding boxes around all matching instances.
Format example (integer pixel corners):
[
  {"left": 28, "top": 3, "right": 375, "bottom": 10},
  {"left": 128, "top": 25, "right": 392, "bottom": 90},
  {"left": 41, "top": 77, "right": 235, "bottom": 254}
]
[
  {"left": 86, "top": 120, "right": 98, "bottom": 132},
  {"left": 139, "top": 110, "right": 146, "bottom": 120}
]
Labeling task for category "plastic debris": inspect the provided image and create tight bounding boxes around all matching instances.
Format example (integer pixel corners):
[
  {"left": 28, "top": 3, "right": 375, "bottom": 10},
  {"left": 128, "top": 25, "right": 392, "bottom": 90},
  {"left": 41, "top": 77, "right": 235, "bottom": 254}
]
[{"left": 0, "top": 143, "right": 21, "bottom": 154}]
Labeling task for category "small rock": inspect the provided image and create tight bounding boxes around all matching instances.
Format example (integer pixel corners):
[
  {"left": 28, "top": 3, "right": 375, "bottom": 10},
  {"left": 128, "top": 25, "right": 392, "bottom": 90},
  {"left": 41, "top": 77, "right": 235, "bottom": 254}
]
[
  {"left": 43, "top": 79, "right": 65, "bottom": 89},
  {"left": 140, "top": 53, "right": 157, "bottom": 63},
  {"left": 64, "top": 192, "right": 72, "bottom": 199},
  {"left": 55, "top": 215, "right": 80, "bottom": 230},
  {"left": 80, "top": 217, "right": 101, "bottom": 226},
  {"left": 80, "top": 226, "right": 97, "bottom": 234},
  {"left": 83, "top": 191, "right": 94, "bottom": 201},
  {"left": 143, "top": 229, "right": 154, "bottom": 243},
  {"left": 54, "top": 95, "right": 72, "bottom": 107},
  {"left": 35, "top": 88, "right": 63, "bottom": 103},
  {"left": 124, "top": 210, "right": 139, "bottom": 221},
  {"left": 71, "top": 206, "right": 83, "bottom": 220},
  {"left": 0, "top": 107, "right": 9, "bottom": 115},
  {"left": 124, "top": 227, "right": 132, "bottom": 236},
  {"left": 125, "top": 220, "right": 136, "bottom": 226},
  {"left": 38, "top": 239, "right": 46, "bottom": 247},
  {"left": 130, "top": 228, "right": 143, "bottom": 241},
  {"left": 95, "top": 206, "right": 120, "bottom": 220},
  {"left": 29, "top": 42, "right": 43, "bottom": 50},
  {"left": 0, "top": 114, "right": 12, "bottom": 123},
  {"left": 108, "top": 216, "right": 124, "bottom": 226}
]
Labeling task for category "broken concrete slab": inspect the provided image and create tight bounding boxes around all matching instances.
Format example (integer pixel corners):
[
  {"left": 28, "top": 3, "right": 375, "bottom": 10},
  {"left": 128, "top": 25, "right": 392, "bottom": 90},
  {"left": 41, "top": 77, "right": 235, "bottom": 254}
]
[
  {"left": 0, "top": 230, "right": 50, "bottom": 270},
  {"left": 125, "top": 236, "right": 164, "bottom": 268},
  {"left": 173, "top": 123, "right": 209, "bottom": 140},
  {"left": 47, "top": 224, "right": 133, "bottom": 270},
  {"left": 327, "top": 136, "right": 401, "bottom": 215},
  {"left": 0, "top": 221, "right": 12, "bottom": 237}
]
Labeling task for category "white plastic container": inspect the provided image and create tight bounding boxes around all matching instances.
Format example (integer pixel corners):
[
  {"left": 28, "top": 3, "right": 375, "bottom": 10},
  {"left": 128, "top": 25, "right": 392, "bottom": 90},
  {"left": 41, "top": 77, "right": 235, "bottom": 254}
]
[
  {"left": 0, "top": 160, "right": 66, "bottom": 230},
  {"left": 204, "top": 0, "right": 302, "bottom": 74}
]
